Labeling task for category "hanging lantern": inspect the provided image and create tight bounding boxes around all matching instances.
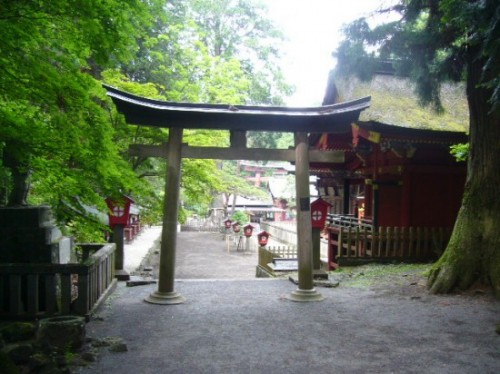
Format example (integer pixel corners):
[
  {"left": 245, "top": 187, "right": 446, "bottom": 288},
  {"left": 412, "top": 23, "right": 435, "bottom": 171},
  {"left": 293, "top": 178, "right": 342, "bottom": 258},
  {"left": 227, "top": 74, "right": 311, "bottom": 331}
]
[
  {"left": 232, "top": 222, "right": 241, "bottom": 233},
  {"left": 257, "top": 231, "right": 270, "bottom": 247},
  {"left": 243, "top": 224, "right": 254, "bottom": 238}
]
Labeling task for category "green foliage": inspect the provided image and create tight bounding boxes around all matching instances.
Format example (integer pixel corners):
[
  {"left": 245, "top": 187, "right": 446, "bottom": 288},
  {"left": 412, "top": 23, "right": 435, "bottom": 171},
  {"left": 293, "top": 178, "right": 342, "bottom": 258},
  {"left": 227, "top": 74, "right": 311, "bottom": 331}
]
[
  {"left": 450, "top": 143, "right": 469, "bottom": 161},
  {"left": 122, "top": 0, "right": 293, "bottom": 105},
  {"left": 111, "top": 0, "right": 292, "bottom": 220},
  {"left": 0, "top": 0, "right": 158, "bottom": 239},
  {"left": 336, "top": 1, "right": 500, "bottom": 295},
  {"left": 219, "top": 162, "right": 269, "bottom": 200},
  {"left": 231, "top": 210, "right": 249, "bottom": 225},
  {"left": 335, "top": 0, "right": 500, "bottom": 113},
  {"left": 64, "top": 215, "right": 108, "bottom": 244},
  {"left": 0, "top": 0, "right": 292, "bottom": 240}
]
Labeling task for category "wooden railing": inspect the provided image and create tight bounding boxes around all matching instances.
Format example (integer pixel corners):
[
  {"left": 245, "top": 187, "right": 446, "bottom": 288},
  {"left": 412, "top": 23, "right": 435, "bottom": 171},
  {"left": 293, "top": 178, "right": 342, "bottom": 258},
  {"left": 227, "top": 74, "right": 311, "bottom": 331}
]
[
  {"left": 267, "top": 245, "right": 297, "bottom": 259},
  {"left": 327, "top": 224, "right": 452, "bottom": 267},
  {"left": 0, "top": 243, "right": 116, "bottom": 320},
  {"left": 258, "top": 245, "right": 298, "bottom": 274},
  {"left": 328, "top": 213, "right": 373, "bottom": 230}
]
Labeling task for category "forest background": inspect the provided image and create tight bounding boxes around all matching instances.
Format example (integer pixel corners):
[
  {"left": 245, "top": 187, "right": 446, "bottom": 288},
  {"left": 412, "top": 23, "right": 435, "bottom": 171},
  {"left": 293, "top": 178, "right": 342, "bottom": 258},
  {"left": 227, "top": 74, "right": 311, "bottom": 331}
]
[
  {"left": 0, "top": 0, "right": 296, "bottom": 241},
  {"left": 1, "top": 0, "right": 499, "bottom": 294}
]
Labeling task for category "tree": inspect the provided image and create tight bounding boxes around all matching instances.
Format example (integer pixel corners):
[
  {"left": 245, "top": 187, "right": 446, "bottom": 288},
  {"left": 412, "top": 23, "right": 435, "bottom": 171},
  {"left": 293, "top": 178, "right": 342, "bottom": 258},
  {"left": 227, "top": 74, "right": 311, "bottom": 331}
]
[
  {"left": 0, "top": 0, "right": 160, "bottom": 238},
  {"left": 110, "top": 0, "right": 293, "bottom": 218},
  {"left": 335, "top": 0, "right": 500, "bottom": 296},
  {"left": 186, "top": 0, "right": 293, "bottom": 105}
]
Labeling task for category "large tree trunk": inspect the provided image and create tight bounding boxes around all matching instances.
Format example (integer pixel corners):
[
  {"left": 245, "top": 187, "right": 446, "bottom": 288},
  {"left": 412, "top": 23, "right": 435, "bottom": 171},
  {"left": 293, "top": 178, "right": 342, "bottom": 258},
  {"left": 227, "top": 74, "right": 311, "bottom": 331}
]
[{"left": 428, "top": 54, "right": 500, "bottom": 297}]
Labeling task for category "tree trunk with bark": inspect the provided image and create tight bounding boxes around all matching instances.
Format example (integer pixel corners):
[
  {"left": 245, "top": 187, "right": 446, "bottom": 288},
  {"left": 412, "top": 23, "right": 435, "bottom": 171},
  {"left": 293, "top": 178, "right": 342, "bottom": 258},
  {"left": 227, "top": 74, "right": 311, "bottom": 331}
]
[{"left": 428, "top": 54, "right": 500, "bottom": 297}]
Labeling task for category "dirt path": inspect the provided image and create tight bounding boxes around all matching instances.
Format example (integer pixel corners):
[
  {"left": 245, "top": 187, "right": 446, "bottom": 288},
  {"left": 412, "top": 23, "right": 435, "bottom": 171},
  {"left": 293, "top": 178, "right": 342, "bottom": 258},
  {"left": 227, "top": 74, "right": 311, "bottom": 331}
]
[{"left": 138, "top": 231, "right": 258, "bottom": 279}]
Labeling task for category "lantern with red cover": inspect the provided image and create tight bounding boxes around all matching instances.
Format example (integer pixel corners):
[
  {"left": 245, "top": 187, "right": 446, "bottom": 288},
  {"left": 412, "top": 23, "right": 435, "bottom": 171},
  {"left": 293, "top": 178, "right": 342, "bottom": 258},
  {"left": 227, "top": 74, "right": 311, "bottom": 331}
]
[
  {"left": 106, "top": 196, "right": 135, "bottom": 228},
  {"left": 243, "top": 224, "right": 254, "bottom": 237},
  {"left": 224, "top": 219, "right": 232, "bottom": 229},
  {"left": 257, "top": 231, "right": 270, "bottom": 247},
  {"left": 232, "top": 222, "right": 241, "bottom": 233},
  {"left": 310, "top": 198, "right": 332, "bottom": 229}
]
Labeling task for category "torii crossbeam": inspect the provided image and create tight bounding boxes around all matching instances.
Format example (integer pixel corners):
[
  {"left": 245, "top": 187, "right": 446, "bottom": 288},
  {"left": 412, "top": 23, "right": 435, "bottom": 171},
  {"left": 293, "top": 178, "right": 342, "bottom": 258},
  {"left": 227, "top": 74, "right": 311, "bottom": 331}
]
[{"left": 104, "top": 84, "right": 370, "bottom": 303}]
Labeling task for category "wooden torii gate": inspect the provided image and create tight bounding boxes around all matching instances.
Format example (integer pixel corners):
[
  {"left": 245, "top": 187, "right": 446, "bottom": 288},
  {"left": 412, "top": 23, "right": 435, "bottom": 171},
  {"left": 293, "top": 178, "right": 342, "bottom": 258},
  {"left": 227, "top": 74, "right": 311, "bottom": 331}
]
[{"left": 104, "top": 85, "right": 370, "bottom": 303}]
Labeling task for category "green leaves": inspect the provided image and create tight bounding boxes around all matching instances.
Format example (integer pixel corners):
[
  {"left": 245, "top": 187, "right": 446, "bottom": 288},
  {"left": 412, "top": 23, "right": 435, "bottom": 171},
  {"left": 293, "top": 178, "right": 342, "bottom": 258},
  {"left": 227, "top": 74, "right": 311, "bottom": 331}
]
[
  {"left": 335, "top": 0, "right": 500, "bottom": 112},
  {"left": 0, "top": 0, "right": 294, "bottom": 238},
  {"left": 450, "top": 143, "right": 469, "bottom": 161},
  {"left": 0, "top": 0, "right": 157, "bottom": 238}
]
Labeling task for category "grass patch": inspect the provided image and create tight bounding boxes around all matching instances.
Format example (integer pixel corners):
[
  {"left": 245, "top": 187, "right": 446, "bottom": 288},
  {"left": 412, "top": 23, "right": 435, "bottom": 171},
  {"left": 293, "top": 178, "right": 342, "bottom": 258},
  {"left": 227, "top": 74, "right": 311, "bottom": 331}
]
[{"left": 332, "top": 263, "right": 432, "bottom": 288}]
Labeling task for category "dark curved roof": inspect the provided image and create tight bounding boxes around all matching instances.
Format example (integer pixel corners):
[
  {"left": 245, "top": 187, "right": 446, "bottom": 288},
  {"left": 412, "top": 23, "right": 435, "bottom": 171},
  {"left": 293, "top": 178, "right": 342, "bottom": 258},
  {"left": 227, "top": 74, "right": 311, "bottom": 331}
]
[{"left": 104, "top": 84, "right": 371, "bottom": 133}]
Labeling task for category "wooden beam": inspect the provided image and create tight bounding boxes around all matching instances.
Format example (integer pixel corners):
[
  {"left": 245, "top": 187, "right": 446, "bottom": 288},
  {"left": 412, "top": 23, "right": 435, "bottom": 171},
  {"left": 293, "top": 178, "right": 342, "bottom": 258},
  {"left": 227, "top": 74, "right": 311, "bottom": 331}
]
[{"left": 129, "top": 144, "right": 344, "bottom": 163}]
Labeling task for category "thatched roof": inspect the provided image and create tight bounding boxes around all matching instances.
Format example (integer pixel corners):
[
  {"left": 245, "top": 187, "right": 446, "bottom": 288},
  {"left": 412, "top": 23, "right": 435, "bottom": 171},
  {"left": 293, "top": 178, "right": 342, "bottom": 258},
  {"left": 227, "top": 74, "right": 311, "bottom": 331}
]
[{"left": 334, "top": 75, "right": 469, "bottom": 132}]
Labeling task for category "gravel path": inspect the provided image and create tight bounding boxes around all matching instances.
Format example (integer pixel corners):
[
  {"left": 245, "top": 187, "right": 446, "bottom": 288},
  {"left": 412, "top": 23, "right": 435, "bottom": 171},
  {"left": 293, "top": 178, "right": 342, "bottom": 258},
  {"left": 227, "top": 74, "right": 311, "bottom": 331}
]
[{"left": 75, "top": 232, "right": 499, "bottom": 374}]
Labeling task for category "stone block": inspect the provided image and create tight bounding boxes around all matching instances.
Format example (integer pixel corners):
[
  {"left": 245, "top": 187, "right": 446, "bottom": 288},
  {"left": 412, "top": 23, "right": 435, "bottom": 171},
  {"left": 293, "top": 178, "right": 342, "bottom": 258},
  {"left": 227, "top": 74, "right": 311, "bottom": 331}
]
[
  {"left": 0, "top": 206, "right": 53, "bottom": 228},
  {"left": 0, "top": 206, "right": 63, "bottom": 263},
  {"left": 57, "top": 237, "right": 74, "bottom": 264},
  {"left": 37, "top": 316, "right": 86, "bottom": 351}
]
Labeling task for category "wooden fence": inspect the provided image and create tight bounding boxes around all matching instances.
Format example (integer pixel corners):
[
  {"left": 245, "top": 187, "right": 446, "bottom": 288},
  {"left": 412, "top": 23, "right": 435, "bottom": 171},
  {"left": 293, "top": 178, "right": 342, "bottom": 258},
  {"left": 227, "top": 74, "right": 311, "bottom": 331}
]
[
  {"left": 0, "top": 243, "right": 116, "bottom": 320},
  {"left": 328, "top": 225, "right": 452, "bottom": 267}
]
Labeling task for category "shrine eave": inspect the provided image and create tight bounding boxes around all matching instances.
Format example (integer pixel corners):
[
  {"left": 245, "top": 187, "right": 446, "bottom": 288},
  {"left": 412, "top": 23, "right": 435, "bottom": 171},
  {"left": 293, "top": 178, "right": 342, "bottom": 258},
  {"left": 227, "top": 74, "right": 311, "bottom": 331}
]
[{"left": 103, "top": 84, "right": 371, "bottom": 133}]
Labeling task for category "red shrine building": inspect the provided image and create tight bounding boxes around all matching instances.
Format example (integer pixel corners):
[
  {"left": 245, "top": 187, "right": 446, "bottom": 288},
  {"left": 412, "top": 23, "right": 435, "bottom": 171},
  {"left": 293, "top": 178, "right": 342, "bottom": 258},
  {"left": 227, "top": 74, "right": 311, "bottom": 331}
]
[
  {"left": 311, "top": 121, "right": 467, "bottom": 228},
  {"left": 313, "top": 75, "right": 468, "bottom": 267}
]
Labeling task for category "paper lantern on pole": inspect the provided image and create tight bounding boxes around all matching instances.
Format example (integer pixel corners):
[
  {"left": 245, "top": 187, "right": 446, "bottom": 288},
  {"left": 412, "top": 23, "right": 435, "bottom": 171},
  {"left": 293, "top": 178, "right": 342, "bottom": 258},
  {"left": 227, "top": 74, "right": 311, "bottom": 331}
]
[
  {"left": 257, "top": 231, "right": 270, "bottom": 247},
  {"left": 243, "top": 224, "right": 254, "bottom": 238},
  {"left": 310, "top": 198, "right": 332, "bottom": 229},
  {"left": 232, "top": 222, "right": 240, "bottom": 233},
  {"left": 106, "top": 196, "right": 135, "bottom": 228},
  {"left": 224, "top": 219, "right": 232, "bottom": 229}
]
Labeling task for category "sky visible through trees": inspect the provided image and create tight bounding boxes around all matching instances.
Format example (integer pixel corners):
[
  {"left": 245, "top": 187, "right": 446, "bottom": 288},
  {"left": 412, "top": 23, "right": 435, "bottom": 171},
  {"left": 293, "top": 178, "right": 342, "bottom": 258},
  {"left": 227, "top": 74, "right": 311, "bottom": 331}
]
[{"left": 267, "top": 0, "right": 398, "bottom": 106}]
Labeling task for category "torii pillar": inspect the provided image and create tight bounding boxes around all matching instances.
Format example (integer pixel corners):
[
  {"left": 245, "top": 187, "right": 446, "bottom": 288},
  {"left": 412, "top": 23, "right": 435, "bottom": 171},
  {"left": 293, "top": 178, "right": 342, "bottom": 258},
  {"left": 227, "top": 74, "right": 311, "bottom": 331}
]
[
  {"left": 145, "top": 128, "right": 186, "bottom": 305},
  {"left": 287, "top": 132, "right": 324, "bottom": 302}
]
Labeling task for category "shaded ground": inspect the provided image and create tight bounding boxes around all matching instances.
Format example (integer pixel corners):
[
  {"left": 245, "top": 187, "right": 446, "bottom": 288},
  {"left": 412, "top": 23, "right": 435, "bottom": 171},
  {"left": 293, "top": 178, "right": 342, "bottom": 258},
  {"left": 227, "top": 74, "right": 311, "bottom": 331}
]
[{"left": 75, "top": 232, "right": 499, "bottom": 374}]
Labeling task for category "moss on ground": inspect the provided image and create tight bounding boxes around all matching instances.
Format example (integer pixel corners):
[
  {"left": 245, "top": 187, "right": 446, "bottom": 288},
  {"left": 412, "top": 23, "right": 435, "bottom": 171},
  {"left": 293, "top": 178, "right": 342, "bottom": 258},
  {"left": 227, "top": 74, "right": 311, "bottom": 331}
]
[{"left": 332, "top": 263, "right": 432, "bottom": 289}]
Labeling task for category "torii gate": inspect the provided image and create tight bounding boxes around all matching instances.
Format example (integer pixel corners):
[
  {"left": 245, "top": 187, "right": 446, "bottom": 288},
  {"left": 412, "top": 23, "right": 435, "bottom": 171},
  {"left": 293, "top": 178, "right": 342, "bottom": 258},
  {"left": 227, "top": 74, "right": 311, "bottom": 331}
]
[{"left": 104, "top": 85, "right": 370, "bottom": 303}]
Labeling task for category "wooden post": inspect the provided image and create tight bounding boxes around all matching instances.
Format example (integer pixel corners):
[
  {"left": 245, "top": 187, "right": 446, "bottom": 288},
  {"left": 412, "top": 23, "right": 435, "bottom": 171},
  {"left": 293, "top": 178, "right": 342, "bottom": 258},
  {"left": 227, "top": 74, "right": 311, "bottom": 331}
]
[
  {"left": 113, "top": 224, "right": 129, "bottom": 280},
  {"left": 312, "top": 228, "right": 321, "bottom": 269},
  {"left": 145, "top": 128, "right": 186, "bottom": 305},
  {"left": 372, "top": 184, "right": 379, "bottom": 229},
  {"left": 343, "top": 179, "right": 350, "bottom": 215},
  {"left": 287, "top": 132, "right": 323, "bottom": 302}
]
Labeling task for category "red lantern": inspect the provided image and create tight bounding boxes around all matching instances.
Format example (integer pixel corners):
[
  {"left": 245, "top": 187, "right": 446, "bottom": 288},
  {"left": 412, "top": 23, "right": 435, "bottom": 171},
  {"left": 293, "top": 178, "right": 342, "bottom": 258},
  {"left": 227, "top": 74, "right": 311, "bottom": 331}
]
[
  {"left": 310, "top": 198, "right": 332, "bottom": 229},
  {"left": 224, "top": 219, "right": 232, "bottom": 229},
  {"left": 257, "top": 231, "right": 270, "bottom": 247},
  {"left": 232, "top": 222, "right": 240, "bottom": 233},
  {"left": 243, "top": 224, "right": 254, "bottom": 238},
  {"left": 106, "top": 195, "right": 135, "bottom": 228}
]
